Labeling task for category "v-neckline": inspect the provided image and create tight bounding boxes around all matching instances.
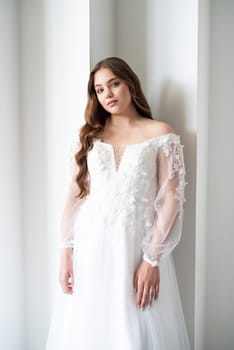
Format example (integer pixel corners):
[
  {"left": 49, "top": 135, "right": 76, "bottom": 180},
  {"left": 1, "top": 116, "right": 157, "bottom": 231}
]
[
  {"left": 93, "top": 133, "right": 177, "bottom": 174},
  {"left": 107, "top": 143, "right": 128, "bottom": 173},
  {"left": 97, "top": 142, "right": 129, "bottom": 173}
]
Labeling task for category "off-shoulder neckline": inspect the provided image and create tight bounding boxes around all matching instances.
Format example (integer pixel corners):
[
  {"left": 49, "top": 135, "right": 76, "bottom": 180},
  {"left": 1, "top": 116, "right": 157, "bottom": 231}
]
[{"left": 93, "top": 132, "right": 180, "bottom": 148}]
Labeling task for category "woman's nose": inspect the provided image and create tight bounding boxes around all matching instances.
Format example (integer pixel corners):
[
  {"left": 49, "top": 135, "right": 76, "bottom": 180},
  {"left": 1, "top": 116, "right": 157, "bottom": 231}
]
[{"left": 105, "top": 87, "right": 113, "bottom": 98}]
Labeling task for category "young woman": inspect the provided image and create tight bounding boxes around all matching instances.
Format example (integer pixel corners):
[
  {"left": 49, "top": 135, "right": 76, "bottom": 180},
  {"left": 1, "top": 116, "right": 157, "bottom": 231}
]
[{"left": 45, "top": 57, "right": 191, "bottom": 350}]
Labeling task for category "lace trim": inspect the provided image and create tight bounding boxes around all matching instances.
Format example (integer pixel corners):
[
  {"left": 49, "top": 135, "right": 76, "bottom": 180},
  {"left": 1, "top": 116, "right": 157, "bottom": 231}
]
[
  {"left": 161, "top": 140, "right": 187, "bottom": 218},
  {"left": 143, "top": 254, "right": 160, "bottom": 267}
]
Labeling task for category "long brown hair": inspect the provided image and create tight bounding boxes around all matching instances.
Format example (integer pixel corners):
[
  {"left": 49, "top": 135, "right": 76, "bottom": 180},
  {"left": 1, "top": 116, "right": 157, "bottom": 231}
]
[{"left": 75, "top": 57, "right": 153, "bottom": 198}]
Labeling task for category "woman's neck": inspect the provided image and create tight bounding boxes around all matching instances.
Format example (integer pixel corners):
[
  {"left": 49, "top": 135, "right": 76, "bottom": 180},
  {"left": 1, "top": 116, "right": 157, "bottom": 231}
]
[{"left": 106, "top": 109, "right": 142, "bottom": 129}]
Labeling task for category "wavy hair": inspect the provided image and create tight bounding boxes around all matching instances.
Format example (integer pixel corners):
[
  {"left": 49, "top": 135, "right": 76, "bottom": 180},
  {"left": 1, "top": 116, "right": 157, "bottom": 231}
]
[{"left": 75, "top": 57, "right": 153, "bottom": 198}]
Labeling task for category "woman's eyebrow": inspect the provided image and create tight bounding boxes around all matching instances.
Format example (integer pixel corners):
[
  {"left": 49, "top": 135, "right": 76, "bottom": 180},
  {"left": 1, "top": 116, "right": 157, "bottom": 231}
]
[{"left": 94, "top": 77, "right": 118, "bottom": 87}]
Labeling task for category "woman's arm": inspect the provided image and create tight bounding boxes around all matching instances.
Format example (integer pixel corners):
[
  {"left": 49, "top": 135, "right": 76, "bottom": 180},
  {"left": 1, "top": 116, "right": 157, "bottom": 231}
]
[
  {"left": 134, "top": 134, "right": 187, "bottom": 309},
  {"left": 60, "top": 177, "right": 84, "bottom": 249},
  {"left": 142, "top": 135, "right": 187, "bottom": 266},
  {"left": 59, "top": 141, "right": 86, "bottom": 293}
]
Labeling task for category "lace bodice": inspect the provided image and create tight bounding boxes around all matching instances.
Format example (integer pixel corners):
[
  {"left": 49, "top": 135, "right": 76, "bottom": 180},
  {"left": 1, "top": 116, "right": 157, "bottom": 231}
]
[{"left": 60, "top": 133, "right": 187, "bottom": 266}]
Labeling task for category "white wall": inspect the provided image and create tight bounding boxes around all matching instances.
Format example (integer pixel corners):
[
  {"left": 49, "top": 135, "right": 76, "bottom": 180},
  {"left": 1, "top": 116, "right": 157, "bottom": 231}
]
[
  {"left": 146, "top": 3, "right": 197, "bottom": 345},
  {"left": 90, "top": 0, "right": 115, "bottom": 66},
  {"left": 20, "top": 0, "right": 48, "bottom": 348},
  {"left": 115, "top": 0, "right": 148, "bottom": 89},
  {"left": 205, "top": 1, "right": 234, "bottom": 349},
  {"left": 0, "top": 1, "right": 24, "bottom": 349}
]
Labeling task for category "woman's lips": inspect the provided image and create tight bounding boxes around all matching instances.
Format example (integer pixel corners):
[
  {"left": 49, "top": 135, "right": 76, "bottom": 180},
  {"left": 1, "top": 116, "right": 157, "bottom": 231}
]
[{"left": 107, "top": 100, "right": 118, "bottom": 107}]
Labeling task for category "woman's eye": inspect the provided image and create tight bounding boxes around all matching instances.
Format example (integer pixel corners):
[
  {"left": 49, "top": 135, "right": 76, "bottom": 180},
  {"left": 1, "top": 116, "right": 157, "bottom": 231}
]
[
  {"left": 96, "top": 88, "right": 103, "bottom": 94},
  {"left": 112, "top": 81, "right": 120, "bottom": 87}
]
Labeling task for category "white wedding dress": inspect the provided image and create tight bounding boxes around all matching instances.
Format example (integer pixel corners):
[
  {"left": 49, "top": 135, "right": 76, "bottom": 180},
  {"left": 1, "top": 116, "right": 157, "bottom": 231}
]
[{"left": 45, "top": 133, "right": 191, "bottom": 350}]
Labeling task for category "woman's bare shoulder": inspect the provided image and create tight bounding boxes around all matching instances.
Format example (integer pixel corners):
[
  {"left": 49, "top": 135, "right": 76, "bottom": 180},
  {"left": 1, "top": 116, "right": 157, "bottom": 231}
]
[{"left": 139, "top": 118, "right": 175, "bottom": 137}]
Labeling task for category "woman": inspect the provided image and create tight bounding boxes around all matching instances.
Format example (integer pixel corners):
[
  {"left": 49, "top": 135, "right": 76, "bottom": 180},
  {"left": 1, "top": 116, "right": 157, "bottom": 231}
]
[{"left": 45, "top": 57, "right": 190, "bottom": 350}]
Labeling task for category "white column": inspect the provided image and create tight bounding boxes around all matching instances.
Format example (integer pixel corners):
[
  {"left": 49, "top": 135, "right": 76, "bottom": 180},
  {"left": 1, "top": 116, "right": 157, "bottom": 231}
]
[
  {"left": 21, "top": 0, "right": 89, "bottom": 350},
  {"left": 205, "top": 1, "right": 234, "bottom": 348},
  {"left": 44, "top": 0, "right": 90, "bottom": 347},
  {"left": 20, "top": 0, "right": 90, "bottom": 348},
  {"left": 195, "top": 1, "right": 210, "bottom": 349},
  {"left": 45, "top": 0, "right": 90, "bottom": 302},
  {"left": 0, "top": 1, "right": 24, "bottom": 349}
]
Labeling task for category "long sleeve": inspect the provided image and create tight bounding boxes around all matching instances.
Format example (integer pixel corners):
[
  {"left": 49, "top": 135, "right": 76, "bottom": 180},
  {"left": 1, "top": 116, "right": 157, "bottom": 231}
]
[
  {"left": 60, "top": 178, "right": 83, "bottom": 249},
  {"left": 60, "top": 142, "right": 86, "bottom": 249},
  {"left": 141, "top": 136, "right": 187, "bottom": 266}
]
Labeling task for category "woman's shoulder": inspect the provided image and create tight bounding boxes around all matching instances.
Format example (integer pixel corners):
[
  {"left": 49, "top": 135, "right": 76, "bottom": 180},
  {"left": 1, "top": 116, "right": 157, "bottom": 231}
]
[{"left": 139, "top": 118, "right": 176, "bottom": 138}]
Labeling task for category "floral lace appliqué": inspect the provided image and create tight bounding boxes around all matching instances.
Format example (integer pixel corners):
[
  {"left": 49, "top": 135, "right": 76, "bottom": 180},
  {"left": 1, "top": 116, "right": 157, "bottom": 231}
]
[{"left": 161, "top": 140, "right": 187, "bottom": 218}]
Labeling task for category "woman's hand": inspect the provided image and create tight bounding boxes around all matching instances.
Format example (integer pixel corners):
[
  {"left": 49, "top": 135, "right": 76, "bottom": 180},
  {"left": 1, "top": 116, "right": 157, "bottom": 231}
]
[
  {"left": 133, "top": 260, "right": 160, "bottom": 310},
  {"left": 59, "top": 248, "right": 74, "bottom": 294}
]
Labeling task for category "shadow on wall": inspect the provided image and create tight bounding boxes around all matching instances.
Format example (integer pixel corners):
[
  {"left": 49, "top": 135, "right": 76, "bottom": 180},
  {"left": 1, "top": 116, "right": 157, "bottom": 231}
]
[{"left": 154, "top": 79, "right": 196, "bottom": 349}]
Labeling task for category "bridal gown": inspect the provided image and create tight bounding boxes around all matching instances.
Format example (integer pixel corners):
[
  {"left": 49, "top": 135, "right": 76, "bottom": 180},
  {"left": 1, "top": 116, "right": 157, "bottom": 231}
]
[{"left": 45, "top": 132, "right": 191, "bottom": 350}]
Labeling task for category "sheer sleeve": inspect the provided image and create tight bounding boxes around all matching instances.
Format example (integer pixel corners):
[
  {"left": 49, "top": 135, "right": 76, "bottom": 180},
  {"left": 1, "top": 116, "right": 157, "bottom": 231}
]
[
  {"left": 60, "top": 141, "right": 87, "bottom": 249},
  {"left": 141, "top": 135, "right": 187, "bottom": 266}
]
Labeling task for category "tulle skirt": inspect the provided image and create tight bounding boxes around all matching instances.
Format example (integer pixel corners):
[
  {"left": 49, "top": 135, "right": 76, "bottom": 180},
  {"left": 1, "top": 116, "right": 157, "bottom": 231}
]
[
  {"left": 45, "top": 203, "right": 191, "bottom": 350},
  {"left": 45, "top": 254, "right": 191, "bottom": 349}
]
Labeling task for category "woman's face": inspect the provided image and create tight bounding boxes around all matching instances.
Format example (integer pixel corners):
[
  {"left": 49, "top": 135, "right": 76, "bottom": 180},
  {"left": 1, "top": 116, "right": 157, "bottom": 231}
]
[{"left": 94, "top": 68, "right": 132, "bottom": 114}]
